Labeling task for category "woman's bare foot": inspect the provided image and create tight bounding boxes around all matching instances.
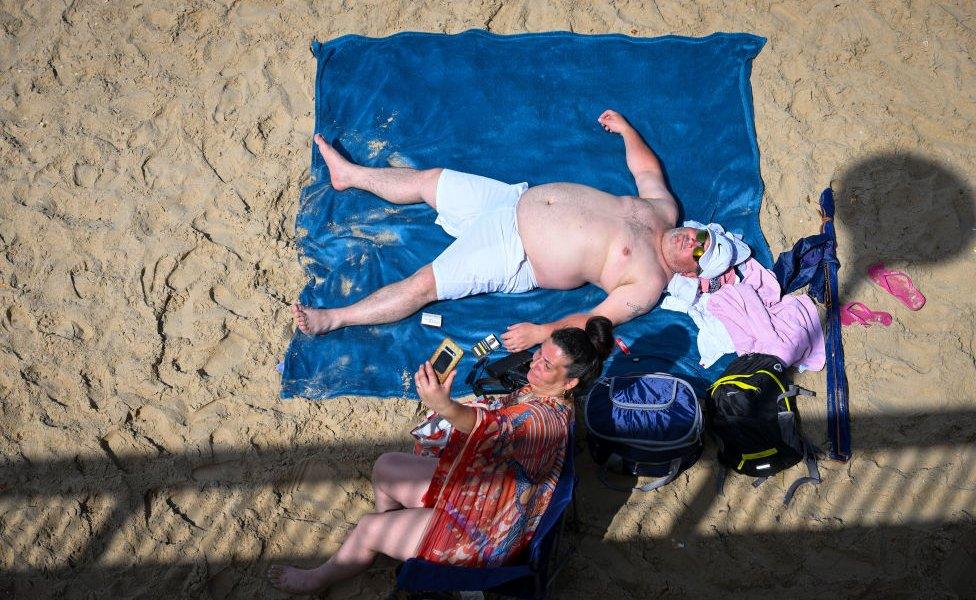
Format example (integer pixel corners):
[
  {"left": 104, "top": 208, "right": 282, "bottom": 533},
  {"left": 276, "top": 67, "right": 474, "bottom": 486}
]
[
  {"left": 268, "top": 564, "right": 328, "bottom": 594},
  {"left": 314, "top": 134, "right": 357, "bottom": 191},
  {"left": 292, "top": 304, "right": 336, "bottom": 335}
]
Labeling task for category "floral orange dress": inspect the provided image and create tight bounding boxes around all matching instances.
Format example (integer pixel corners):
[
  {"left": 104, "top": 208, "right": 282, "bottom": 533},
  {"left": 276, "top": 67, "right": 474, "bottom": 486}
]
[{"left": 415, "top": 387, "right": 572, "bottom": 567}]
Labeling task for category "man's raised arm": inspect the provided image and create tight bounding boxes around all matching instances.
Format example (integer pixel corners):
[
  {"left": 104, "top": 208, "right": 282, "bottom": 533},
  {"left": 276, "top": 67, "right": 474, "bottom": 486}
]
[
  {"left": 500, "top": 283, "right": 662, "bottom": 352},
  {"left": 597, "top": 109, "right": 675, "bottom": 203}
]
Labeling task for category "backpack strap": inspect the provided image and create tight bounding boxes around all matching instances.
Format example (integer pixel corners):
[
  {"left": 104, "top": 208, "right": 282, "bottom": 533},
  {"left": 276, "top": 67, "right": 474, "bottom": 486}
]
[
  {"left": 707, "top": 369, "right": 789, "bottom": 397},
  {"left": 776, "top": 385, "right": 816, "bottom": 411},
  {"left": 471, "top": 377, "right": 512, "bottom": 396},
  {"left": 707, "top": 373, "right": 760, "bottom": 394},
  {"left": 782, "top": 439, "right": 821, "bottom": 506},
  {"left": 715, "top": 464, "right": 728, "bottom": 496},
  {"left": 753, "top": 369, "right": 787, "bottom": 394},
  {"left": 708, "top": 375, "right": 759, "bottom": 394},
  {"left": 465, "top": 356, "right": 489, "bottom": 389},
  {"left": 596, "top": 457, "right": 683, "bottom": 493}
]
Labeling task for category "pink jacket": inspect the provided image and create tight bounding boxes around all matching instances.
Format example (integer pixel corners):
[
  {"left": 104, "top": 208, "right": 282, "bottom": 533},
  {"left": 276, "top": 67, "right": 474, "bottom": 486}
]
[{"left": 707, "top": 259, "right": 826, "bottom": 371}]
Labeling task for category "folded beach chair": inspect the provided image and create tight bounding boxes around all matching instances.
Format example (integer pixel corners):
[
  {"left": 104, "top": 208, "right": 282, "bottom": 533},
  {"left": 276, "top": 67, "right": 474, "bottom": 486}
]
[{"left": 395, "top": 429, "right": 577, "bottom": 599}]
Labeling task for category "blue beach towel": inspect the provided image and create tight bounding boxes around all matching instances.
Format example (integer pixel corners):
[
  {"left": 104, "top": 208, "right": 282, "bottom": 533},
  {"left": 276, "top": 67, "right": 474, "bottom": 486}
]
[{"left": 282, "top": 30, "right": 771, "bottom": 400}]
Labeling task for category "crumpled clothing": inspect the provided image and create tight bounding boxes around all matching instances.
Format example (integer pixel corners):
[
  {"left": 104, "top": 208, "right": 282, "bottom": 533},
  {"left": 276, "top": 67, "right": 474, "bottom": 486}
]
[
  {"left": 700, "top": 267, "right": 739, "bottom": 293},
  {"left": 771, "top": 231, "right": 836, "bottom": 302},
  {"left": 707, "top": 259, "right": 826, "bottom": 371},
  {"left": 661, "top": 274, "right": 736, "bottom": 368}
]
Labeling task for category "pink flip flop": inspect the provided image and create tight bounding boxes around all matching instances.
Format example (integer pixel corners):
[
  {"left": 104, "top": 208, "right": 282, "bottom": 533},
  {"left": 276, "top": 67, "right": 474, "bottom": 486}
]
[
  {"left": 868, "top": 262, "right": 926, "bottom": 311},
  {"left": 840, "top": 301, "right": 892, "bottom": 328}
]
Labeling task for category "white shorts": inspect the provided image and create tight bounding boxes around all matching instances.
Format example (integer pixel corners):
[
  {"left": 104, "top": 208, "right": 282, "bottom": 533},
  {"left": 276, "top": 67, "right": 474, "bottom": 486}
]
[{"left": 431, "top": 169, "right": 538, "bottom": 300}]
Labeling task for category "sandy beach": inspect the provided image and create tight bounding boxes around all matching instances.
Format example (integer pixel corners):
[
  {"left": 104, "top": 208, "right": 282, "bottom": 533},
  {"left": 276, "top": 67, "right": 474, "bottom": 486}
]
[{"left": 1, "top": 0, "right": 974, "bottom": 597}]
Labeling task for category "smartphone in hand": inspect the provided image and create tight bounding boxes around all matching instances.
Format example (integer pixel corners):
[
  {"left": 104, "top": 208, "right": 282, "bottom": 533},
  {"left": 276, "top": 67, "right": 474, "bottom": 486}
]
[{"left": 429, "top": 338, "right": 463, "bottom": 384}]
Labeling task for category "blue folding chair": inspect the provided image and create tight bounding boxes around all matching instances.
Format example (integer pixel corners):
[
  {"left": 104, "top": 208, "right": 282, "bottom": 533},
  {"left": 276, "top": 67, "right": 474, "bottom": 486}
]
[{"left": 395, "top": 428, "right": 578, "bottom": 599}]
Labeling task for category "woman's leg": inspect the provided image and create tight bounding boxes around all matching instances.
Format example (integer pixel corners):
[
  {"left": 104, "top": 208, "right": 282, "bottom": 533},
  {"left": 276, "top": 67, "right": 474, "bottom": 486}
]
[
  {"left": 371, "top": 452, "right": 439, "bottom": 512},
  {"left": 268, "top": 507, "right": 433, "bottom": 594}
]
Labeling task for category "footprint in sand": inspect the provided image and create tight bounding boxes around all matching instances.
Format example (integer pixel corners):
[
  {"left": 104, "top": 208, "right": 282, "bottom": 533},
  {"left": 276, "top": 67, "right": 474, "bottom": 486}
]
[
  {"left": 141, "top": 134, "right": 194, "bottom": 193},
  {"left": 140, "top": 253, "right": 176, "bottom": 312},
  {"left": 201, "top": 134, "right": 249, "bottom": 184},
  {"left": 213, "top": 76, "right": 247, "bottom": 125},
  {"left": 201, "top": 331, "right": 249, "bottom": 377},
  {"left": 126, "top": 120, "right": 158, "bottom": 149},
  {"left": 160, "top": 292, "right": 196, "bottom": 341},
  {"left": 36, "top": 310, "right": 81, "bottom": 340},
  {"left": 131, "top": 404, "right": 185, "bottom": 454},
  {"left": 3, "top": 303, "right": 36, "bottom": 331},
  {"left": 191, "top": 212, "right": 243, "bottom": 258},
  {"left": 244, "top": 126, "right": 265, "bottom": 155},
  {"left": 210, "top": 284, "right": 256, "bottom": 317},
  {"left": 100, "top": 428, "right": 151, "bottom": 467},
  {"left": 72, "top": 163, "right": 98, "bottom": 188},
  {"left": 71, "top": 265, "right": 99, "bottom": 300},
  {"left": 165, "top": 248, "right": 208, "bottom": 292}
]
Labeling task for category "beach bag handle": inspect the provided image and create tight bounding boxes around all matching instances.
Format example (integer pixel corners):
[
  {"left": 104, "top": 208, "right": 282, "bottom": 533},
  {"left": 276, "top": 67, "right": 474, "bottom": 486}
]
[{"left": 596, "top": 457, "right": 683, "bottom": 493}]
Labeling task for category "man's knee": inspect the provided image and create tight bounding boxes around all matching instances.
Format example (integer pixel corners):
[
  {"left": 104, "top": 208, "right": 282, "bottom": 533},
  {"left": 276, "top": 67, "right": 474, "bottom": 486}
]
[
  {"left": 422, "top": 168, "right": 443, "bottom": 207},
  {"left": 408, "top": 265, "right": 438, "bottom": 304},
  {"left": 423, "top": 168, "right": 443, "bottom": 186}
]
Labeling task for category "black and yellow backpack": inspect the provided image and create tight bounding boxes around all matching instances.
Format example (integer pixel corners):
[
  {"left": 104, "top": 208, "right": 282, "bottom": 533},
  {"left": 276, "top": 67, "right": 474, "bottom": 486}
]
[{"left": 705, "top": 353, "right": 820, "bottom": 505}]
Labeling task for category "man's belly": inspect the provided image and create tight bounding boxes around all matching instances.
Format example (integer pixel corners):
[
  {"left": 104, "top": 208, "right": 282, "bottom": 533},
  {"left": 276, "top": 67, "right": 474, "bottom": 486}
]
[{"left": 516, "top": 184, "right": 620, "bottom": 290}]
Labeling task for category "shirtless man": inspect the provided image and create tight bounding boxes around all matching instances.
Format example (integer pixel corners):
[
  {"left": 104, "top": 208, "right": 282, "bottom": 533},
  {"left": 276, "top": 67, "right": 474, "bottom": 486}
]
[{"left": 293, "top": 109, "right": 733, "bottom": 352}]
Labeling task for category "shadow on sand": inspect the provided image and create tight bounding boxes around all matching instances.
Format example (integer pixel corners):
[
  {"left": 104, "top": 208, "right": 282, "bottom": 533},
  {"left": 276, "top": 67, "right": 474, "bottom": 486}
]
[
  {"left": 1, "top": 410, "right": 974, "bottom": 598},
  {"left": 832, "top": 152, "right": 974, "bottom": 304}
]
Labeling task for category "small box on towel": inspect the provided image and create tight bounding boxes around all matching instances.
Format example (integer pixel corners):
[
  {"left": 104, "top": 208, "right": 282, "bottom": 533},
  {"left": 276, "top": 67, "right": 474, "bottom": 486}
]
[{"left": 421, "top": 312, "right": 442, "bottom": 327}]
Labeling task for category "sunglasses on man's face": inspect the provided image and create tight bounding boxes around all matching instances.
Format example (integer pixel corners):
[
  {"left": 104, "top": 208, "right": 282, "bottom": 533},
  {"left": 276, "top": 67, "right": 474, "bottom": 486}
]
[{"left": 692, "top": 229, "right": 709, "bottom": 263}]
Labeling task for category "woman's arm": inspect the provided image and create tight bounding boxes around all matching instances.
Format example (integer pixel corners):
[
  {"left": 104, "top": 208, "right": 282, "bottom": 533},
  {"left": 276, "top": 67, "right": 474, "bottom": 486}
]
[{"left": 414, "top": 362, "right": 477, "bottom": 433}]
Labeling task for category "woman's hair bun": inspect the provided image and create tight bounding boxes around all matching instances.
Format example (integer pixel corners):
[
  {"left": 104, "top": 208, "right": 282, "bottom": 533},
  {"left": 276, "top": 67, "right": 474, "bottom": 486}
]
[
  {"left": 584, "top": 316, "right": 614, "bottom": 360},
  {"left": 550, "top": 316, "right": 615, "bottom": 396}
]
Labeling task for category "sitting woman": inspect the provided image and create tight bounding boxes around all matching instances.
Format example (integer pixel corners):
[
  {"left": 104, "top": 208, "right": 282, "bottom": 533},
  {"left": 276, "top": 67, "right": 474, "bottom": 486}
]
[{"left": 269, "top": 316, "right": 613, "bottom": 594}]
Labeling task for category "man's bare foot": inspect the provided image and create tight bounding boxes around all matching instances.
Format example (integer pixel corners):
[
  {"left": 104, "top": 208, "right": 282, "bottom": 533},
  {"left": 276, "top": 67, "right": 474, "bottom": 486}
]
[
  {"left": 268, "top": 564, "right": 328, "bottom": 594},
  {"left": 314, "top": 134, "right": 356, "bottom": 191},
  {"left": 292, "top": 304, "right": 336, "bottom": 335}
]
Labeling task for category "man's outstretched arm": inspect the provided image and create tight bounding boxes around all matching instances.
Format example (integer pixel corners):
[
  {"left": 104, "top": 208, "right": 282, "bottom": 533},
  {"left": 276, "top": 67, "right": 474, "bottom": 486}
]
[
  {"left": 501, "top": 283, "right": 662, "bottom": 352},
  {"left": 598, "top": 109, "right": 675, "bottom": 203}
]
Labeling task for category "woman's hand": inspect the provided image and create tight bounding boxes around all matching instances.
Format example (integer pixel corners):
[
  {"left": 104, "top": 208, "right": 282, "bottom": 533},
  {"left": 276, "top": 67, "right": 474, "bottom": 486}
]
[
  {"left": 414, "top": 361, "right": 457, "bottom": 413},
  {"left": 416, "top": 362, "right": 478, "bottom": 434}
]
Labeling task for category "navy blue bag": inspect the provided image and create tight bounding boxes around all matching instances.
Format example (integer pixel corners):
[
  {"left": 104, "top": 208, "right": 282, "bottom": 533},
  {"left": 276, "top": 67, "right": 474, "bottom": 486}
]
[{"left": 584, "top": 373, "right": 703, "bottom": 492}]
